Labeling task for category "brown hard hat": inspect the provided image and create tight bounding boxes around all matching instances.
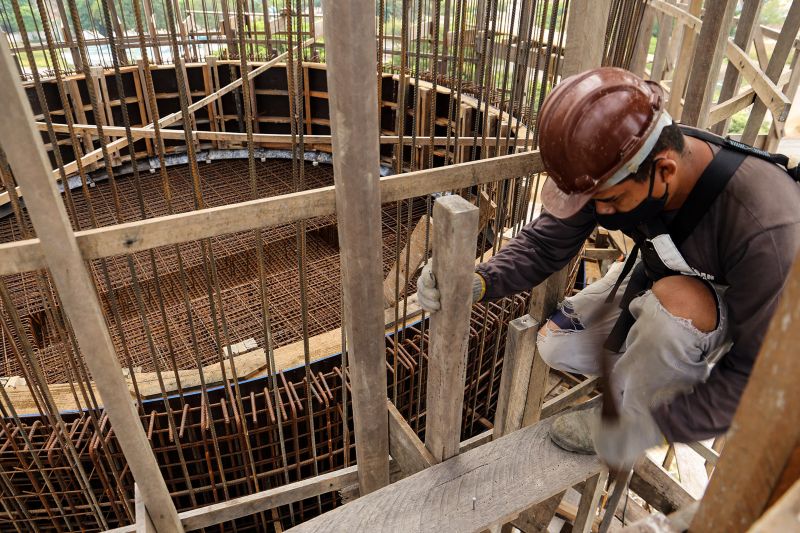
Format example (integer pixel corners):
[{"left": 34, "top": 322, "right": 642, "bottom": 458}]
[{"left": 539, "top": 67, "right": 672, "bottom": 218}]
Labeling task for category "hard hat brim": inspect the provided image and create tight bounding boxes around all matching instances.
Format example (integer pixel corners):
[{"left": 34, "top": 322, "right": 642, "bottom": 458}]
[{"left": 541, "top": 176, "right": 595, "bottom": 219}]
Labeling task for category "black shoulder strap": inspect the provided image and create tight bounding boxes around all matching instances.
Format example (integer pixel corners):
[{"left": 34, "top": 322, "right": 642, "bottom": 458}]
[
  {"left": 680, "top": 125, "right": 800, "bottom": 182},
  {"left": 669, "top": 147, "right": 747, "bottom": 246}
]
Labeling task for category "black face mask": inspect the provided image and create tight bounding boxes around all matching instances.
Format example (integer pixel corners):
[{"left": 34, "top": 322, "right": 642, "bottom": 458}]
[{"left": 595, "top": 159, "right": 668, "bottom": 233}]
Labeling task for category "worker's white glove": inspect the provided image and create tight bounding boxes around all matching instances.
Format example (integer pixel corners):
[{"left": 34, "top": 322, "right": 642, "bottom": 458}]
[
  {"left": 416, "top": 261, "right": 441, "bottom": 312},
  {"left": 415, "top": 260, "right": 487, "bottom": 313},
  {"left": 592, "top": 411, "right": 665, "bottom": 469}
]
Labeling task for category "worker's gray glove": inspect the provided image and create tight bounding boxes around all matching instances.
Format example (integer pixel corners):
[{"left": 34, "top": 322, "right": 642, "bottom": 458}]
[
  {"left": 415, "top": 260, "right": 486, "bottom": 313},
  {"left": 592, "top": 410, "right": 665, "bottom": 469}
]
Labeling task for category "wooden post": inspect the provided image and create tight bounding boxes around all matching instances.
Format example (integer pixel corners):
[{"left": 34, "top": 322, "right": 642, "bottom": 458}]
[
  {"left": 135, "top": 484, "right": 156, "bottom": 533},
  {"left": 321, "top": 0, "right": 390, "bottom": 495},
  {"left": 710, "top": 0, "right": 763, "bottom": 134},
  {"left": 494, "top": 314, "right": 539, "bottom": 438},
  {"left": 513, "top": 266, "right": 570, "bottom": 529},
  {"left": 0, "top": 37, "right": 183, "bottom": 532},
  {"left": 740, "top": 1, "right": 800, "bottom": 145},
  {"left": 573, "top": 469, "right": 610, "bottom": 533},
  {"left": 650, "top": 12, "right": 673, "bottom": 83},
  {"left": 142, "top": 0, "right": 162, "bottom": 63},
  {"left": 630, "top": 6, "right": 655, "bottom": 77},
  {"left": 561, "top": 0, "right": 613, "bottom": 78},
  {"left": 665, "top": 0, "right": 702, "bottom": 120},
  {"left": 522, "top": 265, "right": 569, "bottom": 426},
  {"left": 424, "top": 195, "right": 479, "bottom": 462},
  {"left": 690, "top": 251, "right": 800, "bottom": 531},
  {"left": 681, "top": 0, "right": 738, "bottom": 128}
]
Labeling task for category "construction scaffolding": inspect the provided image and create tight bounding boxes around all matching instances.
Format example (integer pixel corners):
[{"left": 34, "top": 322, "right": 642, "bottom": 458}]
[{"left": 0, "top": 0, "right": 797, "bottom": 532}]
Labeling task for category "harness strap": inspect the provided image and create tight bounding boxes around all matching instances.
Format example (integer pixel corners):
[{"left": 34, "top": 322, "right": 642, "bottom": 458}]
[
  {"left": 602, "top": 145, "right": 746, "bottom": 353},
  {"left": 669, "top": 148, "right": 747, "bottom": 246},
  {"left": 679, "top": 125, "right": 800, "bottom": 183}
]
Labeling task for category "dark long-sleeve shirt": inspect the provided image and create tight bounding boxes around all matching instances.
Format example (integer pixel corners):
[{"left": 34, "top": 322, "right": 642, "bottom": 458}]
[{"left": 476, "top": 146, "right": 800, "bottom": 442}]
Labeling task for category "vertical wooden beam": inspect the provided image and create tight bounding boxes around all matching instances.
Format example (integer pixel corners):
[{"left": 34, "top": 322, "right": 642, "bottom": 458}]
[
  {"left": 665, "top": 0, "right": 702, "bottom": 120},
  {"left": 494, "top": 314, "right": 539, "bottom": 438},
  {"left": 51, "top": 0, "right": 81, "bottom": 70},
  {"left": 630, "top": 6, "right": 655, "bottom": 78},
  {"left": 522, "top": 266, "right": 568, "bottom": 426},
  {"left": 512, "top": 266, "right": 570, "bottom": 530},
  {"left": 135, "top": 484, "right": 156, "bottom": 533},
  {"left": 561, "top": 0, "right": 613, "bottom": 78},
  {"left": 766, "top": 50, "right": 800, "bottom": 152},
  {"left": 650, "top": 12, "right": 673, "bottom": 83},
  {"left": 681, "top": 0, "right": 738, "bottom": 128},
  {"left": 690, "top": 252, "right": 800, "bottom": 532},
  {"left": 424, "top": 195, "right": 479, "bottom": 462},
  {"left": 142, "top": 0, "right": 162, "bottom": 63},
  {"left": 710, "top": 0, "right": 763, "bottom": 134},
  {"left": 573, "top": 469, "right": 609, "bottom": 533},
  {"left": 321, "top": 0, "right": 390, "bottom": 495},
  {"left": 740, "top": 1, "right": 800, "bottom": 145},
  {"left": 0, "top": 36, "right": 183, "bottom": 532},
  {"left": 598, "top": 468, "right": 634, "bottom": 533}
]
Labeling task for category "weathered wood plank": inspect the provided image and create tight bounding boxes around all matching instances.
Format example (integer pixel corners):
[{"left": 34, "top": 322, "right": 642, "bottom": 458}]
[
  {"left": 631, "top": 456, "right": 694, "bottom": 515},
  {"left": 425, "top": 195, "right": 479, "bottom": 462},
  {"left": 0, "top": 35, "right": 183, "bottom": 533},
  {"left": 135, "top": 484, "right": 156, "bottom": 533},
  {"left": 322, "top": 0, "right": 389, "bottom": 494},
  {"left": 665, "top": 0, "right": 702, "bottom": 120},
  {"left": 740, "top": 0, "right": 800, "bottom": 143},
  {"left": 681, "top": 0, "right": 738, "bottom": 128},
  {"left": 494, "top": 314, "right": 539, "bottom": 438},
  {"left": 541, "top": 377, "right": 600, "bottom": 419},
  {"left": 387, "top": 400, "right": 435, "bottom": 476},
  {"left": 710, "top": 0, "right": 763, "bottom": 134},
  {"left": 0, "top": 150, "right": 543, "bottom": 277},
  {"left": 286, "top": 417, "right": 603, "bottom": 532},
  {"left": 574, "top": 470, "right": 609, "bottom": 533},
  {"left": 750, "top": 478, "right": 800, "bottom": 533},
  {"left": 561, "top": 0, "right": 613, "bottom": 78},
  {"left": 725, "top": 40, "right": 792, "bottom": 132},
  {"left": 180, "top": 467, "right": 359, "bottom": 530}
]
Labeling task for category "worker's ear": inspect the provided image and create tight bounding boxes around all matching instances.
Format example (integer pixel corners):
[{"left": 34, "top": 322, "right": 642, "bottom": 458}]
[{"left": 655, "top": 157, "right": 678, "bottom": 185}]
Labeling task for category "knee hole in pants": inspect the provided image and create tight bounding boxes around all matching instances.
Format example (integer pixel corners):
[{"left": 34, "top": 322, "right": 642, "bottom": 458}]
[{"left": 537, "top": 302, "right": 585, "bottom": 369}]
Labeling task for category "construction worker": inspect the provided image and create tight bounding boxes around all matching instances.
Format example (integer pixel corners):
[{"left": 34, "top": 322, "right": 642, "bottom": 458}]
[{"left": 416, "top": 67, "right": 800, "bottom": 468}]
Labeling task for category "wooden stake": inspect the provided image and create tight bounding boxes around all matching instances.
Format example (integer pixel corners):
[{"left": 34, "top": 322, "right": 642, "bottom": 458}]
[
  {"left": 424, "top": 195, "right": 479, "bottom": 462},
  {"left": 494, "top": 314, "right": 539, "bottom": 438}
]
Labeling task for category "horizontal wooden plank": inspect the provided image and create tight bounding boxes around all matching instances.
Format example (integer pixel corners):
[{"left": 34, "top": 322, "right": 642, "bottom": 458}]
[
  {"left": 33, "top": 122, "right": 532, "bottom": 147},
  {"left": 0, "top": 151, "right": 542, "bottom": 276},
  {"left": 631, "top": 456, "right": 695, "bottom": 515},
  {"left": 180, "top": 467, "right": 359, "bottom": 530},
  {"left": 648, "top": 0, "right": 700, "bottom": 30},
  {"left": 286, "top": 416, "right": 602, "bottom": 532},
  {"left": 540, "top": 377, "right": 600, "bottom": 419}
]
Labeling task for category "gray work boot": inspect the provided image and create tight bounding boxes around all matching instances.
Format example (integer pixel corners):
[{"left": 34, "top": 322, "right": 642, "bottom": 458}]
[{"left": 550, "top": 405, "right": 600, "bottom": 455}]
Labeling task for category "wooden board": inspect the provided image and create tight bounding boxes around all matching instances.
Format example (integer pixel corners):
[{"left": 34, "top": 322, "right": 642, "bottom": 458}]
[
  {"left": 424, "top": 196, "right": 478, "bottom": 462},
  {"left": 286, "top": 416, "right": 603, "bottom": 532}
]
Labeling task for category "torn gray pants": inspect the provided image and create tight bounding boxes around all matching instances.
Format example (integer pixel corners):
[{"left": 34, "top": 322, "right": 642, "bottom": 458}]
[{"left": 537, "top": 261, "right": 732, "bottom": 424}]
